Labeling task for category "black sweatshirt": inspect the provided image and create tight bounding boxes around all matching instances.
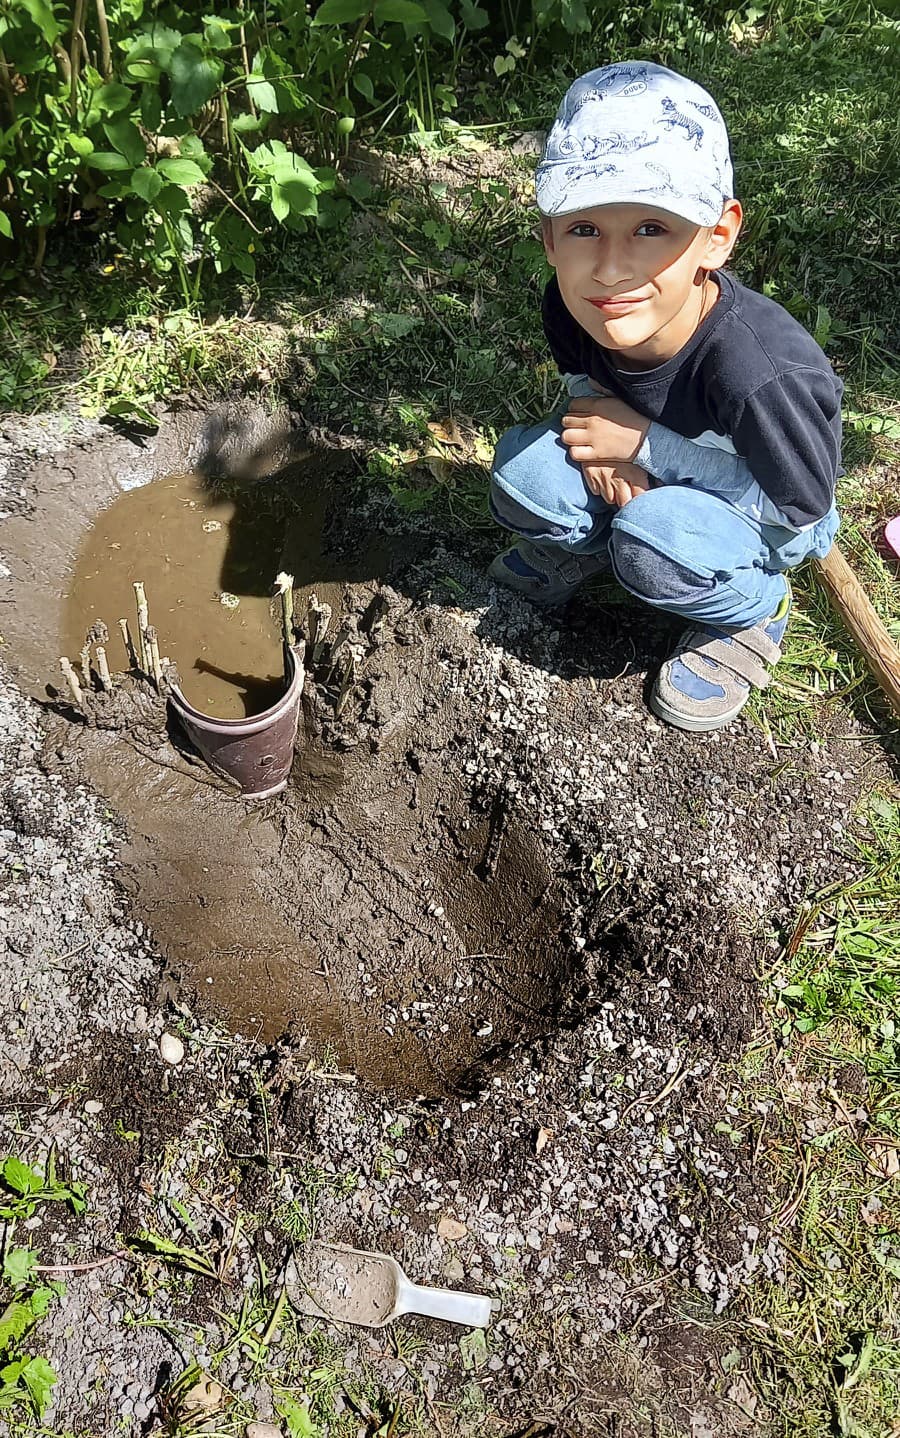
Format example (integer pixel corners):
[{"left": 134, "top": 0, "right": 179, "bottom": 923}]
[{"left": 542, "top": 270, "right": 843, "bottom": 528}]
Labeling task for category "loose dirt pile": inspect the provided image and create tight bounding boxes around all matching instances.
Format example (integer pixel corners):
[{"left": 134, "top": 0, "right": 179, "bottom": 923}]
[{"left": 0, "top": 403, "right": 873, "bottom": 1435}]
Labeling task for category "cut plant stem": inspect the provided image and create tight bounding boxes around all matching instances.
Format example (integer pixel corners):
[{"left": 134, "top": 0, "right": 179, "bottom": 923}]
[
  {"left": 79, "top": 641, "right": 92, "bottom": 690},
  {"left": 59, "top": 657, "right": 83, "bottom": 706},
  {"left": 118, "top": 617, "right": 137, "bottom": 670},
  {"left": 95, "top": 646, "right": 112, "bottom": 692},
  {"left": 275, "top": 571, "right": 295, "bottom": 682},
  {"left": 133, "top": 582, "right": 149, "bottom": 673},
  {"left": 307, "top": 593, "right": 332, "bottom": 666},
  {"left": 145, "top": 625, "right": 163, "bottom": 689},
  {"left": 335, "top": 643, "right": 363, "bottom": 717}
]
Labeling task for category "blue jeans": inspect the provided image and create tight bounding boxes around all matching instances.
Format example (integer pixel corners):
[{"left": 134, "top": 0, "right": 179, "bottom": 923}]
[{"left": 490, "top": 414, "right": 840, "bottom": 630}]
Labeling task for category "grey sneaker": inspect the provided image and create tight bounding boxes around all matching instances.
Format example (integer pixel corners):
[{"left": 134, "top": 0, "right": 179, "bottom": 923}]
[
  {"left": 488, "top": 539, "right": 610, "bottom": 607},
  {"left": 650, "top": 587, "right": 791, "bottom": 733}
]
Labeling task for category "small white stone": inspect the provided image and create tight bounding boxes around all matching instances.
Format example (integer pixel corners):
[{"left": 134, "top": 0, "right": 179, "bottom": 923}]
[
  {"left": 246, "top": 1424, "right": 283, "bottom": 1438},
  {"left": 83, "top": 1099, "right": 103, "bottom": 1116},
  {"left": 159, "top": 1032, "right": 185, "bottom": 1066}
]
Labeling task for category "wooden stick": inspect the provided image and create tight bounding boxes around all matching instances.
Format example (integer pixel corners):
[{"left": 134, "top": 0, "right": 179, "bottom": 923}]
[
  {"left": 133, "top": 582, "right": 149, "bottom": 673},
  {"left": 59, "top": 657, "right": 83, "bottom": 705},
  {"left": 814, "top": 546, "right": 900, "bottom": 719},
  {"left": 95, "top": 646, "right": 112, "bottom": 692},
  {"left": 145, "top": 625, "right": 163, "bottom": 689},
  {"left": 118, "top": 617, "right": 137, "bottom": 670}
]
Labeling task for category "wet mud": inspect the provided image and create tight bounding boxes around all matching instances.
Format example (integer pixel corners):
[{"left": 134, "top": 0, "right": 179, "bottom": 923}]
[{"left": 2, "top": 411, "right": 579, "bottom": 1096}]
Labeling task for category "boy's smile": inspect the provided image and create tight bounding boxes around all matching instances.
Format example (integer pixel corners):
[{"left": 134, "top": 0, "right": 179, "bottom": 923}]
[{"left": 542, "top": 200, "right": 741, "bottom": 369}]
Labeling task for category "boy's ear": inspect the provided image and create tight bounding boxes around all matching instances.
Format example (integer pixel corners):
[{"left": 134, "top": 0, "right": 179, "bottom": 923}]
[
  {"left": 699, "top": 198, "right": 742, "bottom": 273},
  {"left": 540, "top": 215, "right": 557, "bottom": 267}
]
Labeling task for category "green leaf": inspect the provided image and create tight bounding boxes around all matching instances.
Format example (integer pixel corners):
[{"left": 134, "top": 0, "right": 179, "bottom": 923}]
[
  {"left": 93, "top": 81, "right": 133, "bottom": 115},
  {"left": 352, "top": 70, "right": 375, "bottom": 102},
  {"left": 247, "top": 78, "right": 279, "bottom": 113},
  {"left": 232, "top": 112, "right": 264, "bottom": 133},
  {"left": 153, "top": 184, "right": 191, "bottom": 217},
  {"left": 126, "top": 25, "right": 182, "bottom": 73},
  {"left": 20, "top": 0, "right": 62, "bottom": 44},
  {"left": 312, "top": 0, "right": 372, "bottom": 23},
  {"left": 375, "top": 0, "right": 428, "bottom": 21},
  {"left": 270, "top": 186, "right": 290, "bottom": 222},
  {"left": 276, "top": 1393, "right": 320, "bottom": 1438},
  {"left": 421, "top": 0, "right": 455, "bottom": 37},
  {"left": 169, "top": 42, "right": 224, "bottom": 117},
  {"left": 0, "top": 212, "right": 11, "bottom": 240},
  {"left": 141, "top": 87, "right": 163, "bottom": 131},
  {"left": 1, "top": 1159, "right": 41, "bottom": 1198},
  {"left": 2, "top": 1249, "right": 37, "bottom": 1287},
  {"left": 0, "top": 1301, "right": 35, "bottom": 1354},
  {"left": 131, "top": 167, "right": 163, "bottom": 202},
  {"left": 67, "top": 133, "right": 94, "bottom": 158},
  {"left": 103, "top": 119, "right": 146, "bottom": 167},
  {"left": 157, "top": 157, "right": 207, "bottom": 186},
  {"left": 20, "top": 1356, "right": 57, "bottom": 1417},
  {"left": 459, "top": 0, "right": 489, "bottom": 28},
  {"left": 84, "top": 151, "right": 132, "bottom": 172}
]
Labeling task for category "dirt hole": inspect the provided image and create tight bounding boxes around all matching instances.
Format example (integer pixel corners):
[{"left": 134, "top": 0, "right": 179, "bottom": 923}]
[{"left": 8, "top": 426, "right": 592, "bottom": 1098}]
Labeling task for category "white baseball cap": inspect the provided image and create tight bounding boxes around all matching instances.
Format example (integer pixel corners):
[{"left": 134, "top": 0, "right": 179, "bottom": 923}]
[{"left": 535, "top": 62, "right": 734, "bottom": 227}]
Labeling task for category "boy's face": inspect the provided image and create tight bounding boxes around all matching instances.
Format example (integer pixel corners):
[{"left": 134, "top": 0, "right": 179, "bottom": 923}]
[{"left": 542, "top": 201, "right": 741, "bottom": 367}]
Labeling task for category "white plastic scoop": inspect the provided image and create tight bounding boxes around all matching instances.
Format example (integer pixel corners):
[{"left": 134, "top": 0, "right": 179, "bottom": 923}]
[{"left": 284, "top": 1241, "right": 492, "bottom": 1329}]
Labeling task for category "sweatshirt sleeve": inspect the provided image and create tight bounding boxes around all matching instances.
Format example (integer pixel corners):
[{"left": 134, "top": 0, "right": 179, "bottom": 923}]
[{"left": 731, "top": 367, "right": 842, "bottom": 528}]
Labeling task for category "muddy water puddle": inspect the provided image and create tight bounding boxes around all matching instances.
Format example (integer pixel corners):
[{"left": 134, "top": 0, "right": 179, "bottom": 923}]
[{"left": 62, "top": 472, "right": 286, "bottom": 719}]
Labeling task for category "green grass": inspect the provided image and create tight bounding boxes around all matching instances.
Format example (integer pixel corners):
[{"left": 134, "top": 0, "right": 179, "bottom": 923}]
[{"left": 728, "top": 795, "right": 900, "bottom": 1436}]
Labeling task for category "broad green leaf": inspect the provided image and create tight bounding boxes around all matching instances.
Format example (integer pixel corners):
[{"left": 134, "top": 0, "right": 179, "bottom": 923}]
[
  {"left": 131, "top": 167, "right": 163, "bottom": 202},
  {"left": 153, "top": 184, "right": 191, "bottom": 217},
  {"left": 2, "top": 1248, "right": 37, "bottom": 1287},
  {"left": 459, "top": 0, "right": 489, "bottom": 28},
  {"left": 20, "top": 0, "right": 62, "bottom": 43},
  {"left": 20, "top": 1356, "right": 57, "bottom": 1416},
  {"left": 93, "top": 81, "right": 133, "bottom": 115},
  {"left": 141, "top": 87, "right": 162, "bottom": 131},
  {"left": 311, "top": 0, "right": 372, "bottom": 24},
  {"left": 67, "top": 134, "right": 94, "bottom": 158},
  {"left": 421, "top": 0, "right": 455, "bottom": 39},
  {"left": 276, "top": 1392, "right": 320, "bottom": 1437},
  {"left": 169, "top": 42, "right": 224, "bottom": 117},
  {"left": 157, "top": 157, "right": 207, "bottom": 186},
  {"left": 232, "top": 112, "right": 264, "bottom": 133},
  {"left": 177, "top": 133, "right": 207, "bottom": 160},
  {"left": 0, "top": 1301, "right": 34, "bottom": 1353},
  {"left": 203, "top": 19, "right": 233, "bottom": 49},
  {"left": 375, "top": 0, "right": 428, "bottom": 21},
  {"left": 1, "top": 1158, "right": 41, "bottom": 1198},
  {"left": 270, "top": 185, "right": 290, "bottom": 222},
  {"left": 84, "top": 151, "right": 132, "bottom": 172},
  {"left": 352, "top": 70, "right": 375, "bottom": 102},
  {"left": 0, "top": 212, "right": 11, "bottom": 239},
  {"left": 247, "top": 78, "right": 279, "bottom": 113},
  {"left": 125, "top": 25, "right": 182, "bottom": 72},
  {"left": 103, "top": 119, "right": 146, "bottom": 167}
]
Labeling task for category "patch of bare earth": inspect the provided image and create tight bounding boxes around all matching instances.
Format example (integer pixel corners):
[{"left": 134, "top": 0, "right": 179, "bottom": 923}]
[{"left": 0, "top": 403, "right": 881, "bottom": 1435}]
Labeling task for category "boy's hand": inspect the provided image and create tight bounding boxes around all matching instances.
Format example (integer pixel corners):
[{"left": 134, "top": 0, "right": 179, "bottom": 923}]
[
  {"left": 582, "top": 461, "right": 651, "bottom": 507},
  {"left": 562, "top": 396, "right": 651, "bottom": 464}
]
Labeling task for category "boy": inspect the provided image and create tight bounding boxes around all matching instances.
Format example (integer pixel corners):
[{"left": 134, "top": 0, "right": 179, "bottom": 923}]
[{"left": 488, "top": 62, "right": 841, "bottom": 732}]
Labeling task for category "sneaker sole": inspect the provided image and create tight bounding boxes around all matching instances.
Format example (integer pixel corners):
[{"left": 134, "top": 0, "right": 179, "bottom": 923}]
[{"left": 649, "top": 686, "right": 749, "bottom": 733}]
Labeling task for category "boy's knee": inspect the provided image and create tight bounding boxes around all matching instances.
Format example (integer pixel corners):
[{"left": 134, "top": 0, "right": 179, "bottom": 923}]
[{"left": 609, "top": 525, "right": 713, "bottom": 604}]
